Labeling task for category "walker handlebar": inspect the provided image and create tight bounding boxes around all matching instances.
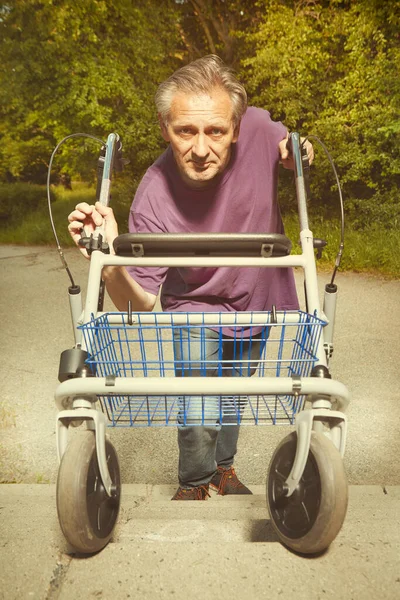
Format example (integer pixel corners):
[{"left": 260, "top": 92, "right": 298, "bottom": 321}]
[
  {"left": 287, "top": 132, "right": 310, "bottom": 232},
  {"left": 97, "top": 132, "right": 123, "bottom": 207},
  {"left": 79, "top": 132, "right": 123, "bottom": 256}
]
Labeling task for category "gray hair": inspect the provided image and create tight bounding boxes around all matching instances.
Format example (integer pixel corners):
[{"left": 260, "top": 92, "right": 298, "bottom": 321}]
[{"left": 155, "top": 55, "right": 247, "bottom": 127}]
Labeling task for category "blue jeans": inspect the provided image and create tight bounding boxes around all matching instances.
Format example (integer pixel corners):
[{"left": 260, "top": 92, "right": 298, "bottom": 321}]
[{"left": 173, "top": 326, "right": 268, "bottom": 488}]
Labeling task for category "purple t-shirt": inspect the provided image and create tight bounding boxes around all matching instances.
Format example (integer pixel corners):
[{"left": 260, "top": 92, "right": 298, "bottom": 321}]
[{"left": 127, "top": 107, "right": 299, "bottom": 313}]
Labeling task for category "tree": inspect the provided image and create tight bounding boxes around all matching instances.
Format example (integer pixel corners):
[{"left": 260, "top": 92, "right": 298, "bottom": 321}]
[
  {"left": 173, "top": 0, "right": 260, "bottom": 67},
  {"left": 240, "top": 0, "right": 400, "bottom": 227},
  {"left": 0, "top": 0, "right": 183, "bottom": 184},
  {"left": 1, "top": 0, "right": 398, "bottom": 232}
]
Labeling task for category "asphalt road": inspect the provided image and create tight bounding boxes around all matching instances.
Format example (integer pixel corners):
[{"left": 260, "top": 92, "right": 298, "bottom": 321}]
[{"left": 0, "top": 244, "right": 399, "bottom": 486}]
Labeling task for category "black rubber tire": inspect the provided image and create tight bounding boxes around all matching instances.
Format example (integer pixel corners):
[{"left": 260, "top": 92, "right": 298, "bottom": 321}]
[
  {"left": 267, "top": 431, "right": 348, "bottom": 554},
  {"left": 56, "top": 431, "right": 121, "bottom": 554}
]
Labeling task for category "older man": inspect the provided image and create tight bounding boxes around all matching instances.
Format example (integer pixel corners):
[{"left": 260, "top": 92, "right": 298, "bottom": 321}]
[{"left": 68, "top": 55, "right": 313, "bottom": 500}]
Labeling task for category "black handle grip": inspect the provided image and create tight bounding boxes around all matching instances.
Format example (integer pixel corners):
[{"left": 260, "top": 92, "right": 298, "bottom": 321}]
[
  {"left": 286, "top": 133, "right": 293, "bottom": 155},
  {"left": 286, "top": 133, "right": 309, "bottom": 167}
]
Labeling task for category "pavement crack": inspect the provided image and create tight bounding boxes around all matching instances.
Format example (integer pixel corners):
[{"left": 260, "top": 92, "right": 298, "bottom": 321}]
[
  {"left": 0, "top": 252, "right": 40, "bottom": 262},
  {"left": 119, "top": 496, "right": 147, "bottom": 524},
  {"left": 45, "top": 553, "right": 72, "bottom": 600}
]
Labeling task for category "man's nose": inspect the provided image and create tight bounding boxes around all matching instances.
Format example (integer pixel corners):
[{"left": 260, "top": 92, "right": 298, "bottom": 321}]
[{"left": 192, "top": 133, "right": 209, "bottom": 159}]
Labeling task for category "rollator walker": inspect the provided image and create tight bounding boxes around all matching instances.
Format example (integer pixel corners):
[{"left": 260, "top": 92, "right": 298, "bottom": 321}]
[{"left": 53, "top": 132, "right": 349, "bottom": 555}]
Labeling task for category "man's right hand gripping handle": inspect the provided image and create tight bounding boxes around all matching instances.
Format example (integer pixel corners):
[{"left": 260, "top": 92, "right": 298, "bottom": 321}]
[{"left": 67, "top": 201, "right": 119, "bottom": 259}]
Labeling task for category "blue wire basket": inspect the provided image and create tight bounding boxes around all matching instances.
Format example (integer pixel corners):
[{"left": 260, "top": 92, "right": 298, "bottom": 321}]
[{"left": 80, "top": 310, "right": 325, "bottom": 427}]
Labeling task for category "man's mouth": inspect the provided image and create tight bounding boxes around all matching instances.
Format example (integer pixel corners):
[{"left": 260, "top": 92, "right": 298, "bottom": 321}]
[{"left": 191, "top": 161, "right": 211, "bottom": 169}]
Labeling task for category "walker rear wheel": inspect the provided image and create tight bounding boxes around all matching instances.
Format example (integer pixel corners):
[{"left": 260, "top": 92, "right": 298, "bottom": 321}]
[
  {"left": 57, "top": 430, "right": 121, "bottom": 554},
  {"left": 267, "top": 431, "right": 348, "bottom": 554}
]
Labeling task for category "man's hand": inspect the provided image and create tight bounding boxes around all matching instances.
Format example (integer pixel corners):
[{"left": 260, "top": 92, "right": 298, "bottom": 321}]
[
  {"left": 279, "top": 134, "right": 314, "bottom": 170},
  {"left": 67, "top": 201, "right": 119, "bottom": 259}
]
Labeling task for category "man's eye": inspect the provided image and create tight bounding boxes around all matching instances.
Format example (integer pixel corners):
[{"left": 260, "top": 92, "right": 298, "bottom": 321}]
[
  {"left": 211, "top": 129, "right": 222, "bottom": 136},
  {"left": 179, "top": 128, "right": 192, "bottom": 135}
]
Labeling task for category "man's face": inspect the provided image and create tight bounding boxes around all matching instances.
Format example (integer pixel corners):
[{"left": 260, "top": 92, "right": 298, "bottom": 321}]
[{"left": 159, "top": 87, "right": 240, "bottom": 189}]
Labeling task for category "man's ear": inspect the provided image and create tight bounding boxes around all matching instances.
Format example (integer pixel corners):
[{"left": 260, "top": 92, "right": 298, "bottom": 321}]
[
  {"left": 158, "top": 114, "right": 170, "bottom": 142},
  {"left": 232, "top": 120, "right": 241, "bottom": 143}
]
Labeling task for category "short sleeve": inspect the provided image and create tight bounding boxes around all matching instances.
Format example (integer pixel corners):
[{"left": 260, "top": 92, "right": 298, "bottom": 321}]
[{"left": 125, "top": 210, "right": 168, "bottom": 296}]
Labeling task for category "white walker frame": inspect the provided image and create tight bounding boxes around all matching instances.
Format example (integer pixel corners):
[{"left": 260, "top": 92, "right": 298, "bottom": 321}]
[{"left": 55, "top": 133, "right": 349, "bottom": 499}]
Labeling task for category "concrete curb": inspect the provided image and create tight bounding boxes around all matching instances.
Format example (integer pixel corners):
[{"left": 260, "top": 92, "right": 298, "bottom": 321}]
[{"left": 0, "top": 484, "right": 399, "bottom": 600}]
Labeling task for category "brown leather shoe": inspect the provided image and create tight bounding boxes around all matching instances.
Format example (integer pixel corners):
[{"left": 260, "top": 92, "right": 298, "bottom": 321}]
[
  {"left": 210, "top": 466, "right": 252, "bottom": 495},
  {"left": 171, "top": 484, "right": 211, "bottom": 500}
]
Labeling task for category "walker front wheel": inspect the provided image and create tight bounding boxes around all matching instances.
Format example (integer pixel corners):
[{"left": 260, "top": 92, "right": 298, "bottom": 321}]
[
  {"left": 57, "top": 430, "right": 121, "bottom": 554},
  {"left": 267, "top": 431, "right": 348, "bottom": 554}
]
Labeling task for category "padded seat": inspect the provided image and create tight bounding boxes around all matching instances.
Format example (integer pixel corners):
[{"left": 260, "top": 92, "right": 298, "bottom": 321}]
[{"left": 113, "top": 233, "right": 292, "bottom": 258}]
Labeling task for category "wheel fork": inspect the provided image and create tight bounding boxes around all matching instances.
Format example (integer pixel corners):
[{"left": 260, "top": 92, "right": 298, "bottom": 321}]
[
  {"left": 56, "top": 403, "right": 116, "bottom": 498},
  {"left": 282, "top": 406, "right": 347, "bottom": 497}
]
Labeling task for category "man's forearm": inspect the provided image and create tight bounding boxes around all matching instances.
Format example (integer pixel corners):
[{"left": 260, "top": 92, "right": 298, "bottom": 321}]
[{"left": 102, "top": 266, "right": 156, "bottom": 312}]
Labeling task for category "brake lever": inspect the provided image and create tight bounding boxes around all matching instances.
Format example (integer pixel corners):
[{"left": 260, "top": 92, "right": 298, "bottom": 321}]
[{"left": 78, "top": 230, "right": 109, "bottom": 255}]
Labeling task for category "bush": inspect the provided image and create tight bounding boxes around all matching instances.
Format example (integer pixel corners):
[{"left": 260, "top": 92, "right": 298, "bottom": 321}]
[
  {"left": 0, "top": 183, "right": 53, "bottom": 224},
  {"left": 0, "top": 181, "right": 134, "bottom": 244},
  {"left": 344, "top": 189, "right": 400, "bottom": 230},
  {"left": 240, "top": 0, "right": 400, "bottom": 227}
]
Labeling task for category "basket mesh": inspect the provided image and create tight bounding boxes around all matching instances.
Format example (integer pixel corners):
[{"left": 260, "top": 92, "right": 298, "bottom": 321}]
[{"left": 80, "top": 310, "right": 324, "bottom": 427}]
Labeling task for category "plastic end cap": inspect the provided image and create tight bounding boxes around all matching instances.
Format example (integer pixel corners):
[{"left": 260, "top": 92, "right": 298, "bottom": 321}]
[
  {"left": 325, "top": 283, "right": 337, "bottom": 294},
  {"left": 311, "top": 365, "right": 332, "bottom": 379},
  {"left": 68, "top": 285, "right": 81, "bottom": 295}
]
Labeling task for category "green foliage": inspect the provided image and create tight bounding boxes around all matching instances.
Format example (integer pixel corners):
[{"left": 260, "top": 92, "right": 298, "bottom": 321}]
[
  {"left": 0, "top": 183, "right": 398, "bottom": 276},
  {"left": 240, "top": 0, "right": 400, "bottom": 229},
  {"left": 0, "top": 182, "right": 130, "bottom": 245},
  {"left": 171, "top": 0, "right": 260, "bottom": 66},
  {"left": 282, "top": 212, "right": 400, "bottom": 277},
  {"left": 0, "top": 182, "right": 51, "bottom": 223},
  {"left": 0, "top": 0, "right": 183, "bottom": 184},
  {"left": 0, "top": 0, "right": 398, "bottom": 242}
]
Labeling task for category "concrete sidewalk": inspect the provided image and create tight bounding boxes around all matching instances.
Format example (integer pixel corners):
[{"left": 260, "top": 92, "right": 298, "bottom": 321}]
[
  {"left": 1, "top": 247, "right": 400, "bottom": 489},
  {"left": 0, "top": 484, "right": 399, "bottom": 600},
  {"left": 1, "top": 248, "right": 400, "bottom": 599}
]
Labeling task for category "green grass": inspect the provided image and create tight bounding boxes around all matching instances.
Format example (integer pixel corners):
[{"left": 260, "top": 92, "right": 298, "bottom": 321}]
[
  {"left": 0, "top": 185, "right": 399, "bottom": 278},
  {"left": 0, "top": 183, "right": 129, "bottom": 246},
  {"left": 284, "top": 213, "right": 400, "bottom": 278},
  {"left": 0, "top": 184, "right": 94, "bottom": 245}
]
